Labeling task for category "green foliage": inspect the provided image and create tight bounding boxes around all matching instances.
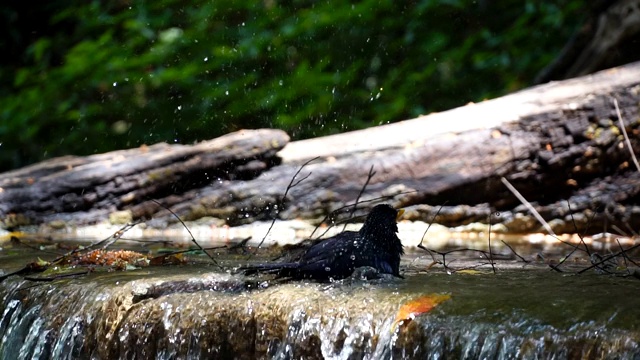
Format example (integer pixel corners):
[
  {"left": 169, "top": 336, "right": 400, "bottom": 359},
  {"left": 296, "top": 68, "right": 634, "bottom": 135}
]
[{"left": 0, "top": 0, "right": 586, "bottom": 171}]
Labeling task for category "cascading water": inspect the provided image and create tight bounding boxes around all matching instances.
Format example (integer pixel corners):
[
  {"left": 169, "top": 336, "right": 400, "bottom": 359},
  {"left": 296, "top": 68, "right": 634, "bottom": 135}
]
[{"left": 2, "top": 264, "right": 639, "bottom": 359}]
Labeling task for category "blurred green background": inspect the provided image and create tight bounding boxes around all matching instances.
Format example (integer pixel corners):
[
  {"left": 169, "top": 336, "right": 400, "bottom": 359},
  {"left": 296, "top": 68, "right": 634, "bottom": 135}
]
[{"left": 1, "top": 0, "right": 587, "bottom": 171}]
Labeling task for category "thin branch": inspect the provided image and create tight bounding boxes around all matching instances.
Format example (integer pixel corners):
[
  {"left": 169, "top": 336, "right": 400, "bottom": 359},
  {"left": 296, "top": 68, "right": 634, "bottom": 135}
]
[
  {"left": 501, "top": 240, "right": 530, "bottom": 263},
  {"left": 150, "top": 199, "right": 221, "bottom": 268},
  {"left": 577, "top": 243, "right": 640, "bottom": 274},
  {"left": 617, "top": 238, "right": 640, "bottom": 268},
  {"left": 487, "top": 212, "right": 496, "bottom": 275},
  {"left": 553, "top": 203, "right": 598, "bottom": 270},
  {"left": 501, "top": 177, "right": 555, "bottom": 237},
  {"left": 53, "top": 220, "right": 142, "bottom": 263},
  {"left": 1, "top": 221, "right": 142, "bottom": 284},
  {"left": 613, "top": 97, "right": 640, "bottom": 172},
  {"left": 418, "top": 203, "right": 446, "bottom": 248},
  {"left": 422, "top": 247, "right": 495, "bottom": 272},
  {"left": 309, "top": 191, "right": 417, "bottom": 240},
  {"left": 343, "top": 165, "right": 376, "bottom": 231},
  {"left": 611, "top": 225, "right": 628, "bottom": 237},
  {"left": 417, "top": 244, "right": 440, "bottom": 266},
  {"left": 567, "top": 201, "right": 592, "bottom": 257},
  {"left": 254, "top": 157, "right": 319, "bottom": 253}
]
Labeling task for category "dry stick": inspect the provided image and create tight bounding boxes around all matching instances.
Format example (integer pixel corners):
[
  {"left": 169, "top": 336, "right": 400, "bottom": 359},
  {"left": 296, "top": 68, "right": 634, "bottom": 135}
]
[
  {"left": 567, "top": 201, "right": 593, "bottom": 257},
  {"left": 150, "top": 199, "right": 221, "bottom": 268},
  {"left": 12, "top": 237, "right": 66, "bottom": 256},
  {"left": 342, "top": 165, "right": 376, "bottom": 232},
  {"left": 613, "top": 97, "right": 640, "bottom": 172},
  {"left": 418, "top": 203, "right": 446, "bottom": 248},
  {"left": 551, "top": 202, "right": 600, "bottom": 272},
  {"left": 310, "top": 191, "right": 418, "bottom": 240},
  {"left": 616, "top": 239, "right": 631, "bottom": 274},
  {"left": 500, "top": 240, "right": 530, "bottom": 263},
  {"left": 53, "top": 220, "right": 142, "bottom": 263},
  {"left": 623, "top": 222, "right": 639, "bottom": 237},
  {"left": 487, "top": 212, "right": 497, "bottom": 275},
  {"left": 617, "top": 238, "right": 640, "bottom": 268},
  {"left": 500, "top": 177, "right": 575, "bottom": 272},
  {"left": 500, "top": 177, "right": 555, "bottom": 237},
  {"left": 610, "top": 225, "right": 628, "bottom": 237},
  {"left": 577, "top": 243, "right": 640, "bottom": 275},
  {"left": 253, "top": 157, "right": 319, "bottom": 254},
  {"left": 427, "top": 248, "right": 494, "bottom": 272},
  {"left": 417, "top": 204, "right": 447, "bottom": 265},
  {"left": 452, "top": 262, "right": 496, "bottom": 273},
  {"left": 0, "top": 221, "right": 142, "bottom": 284}
]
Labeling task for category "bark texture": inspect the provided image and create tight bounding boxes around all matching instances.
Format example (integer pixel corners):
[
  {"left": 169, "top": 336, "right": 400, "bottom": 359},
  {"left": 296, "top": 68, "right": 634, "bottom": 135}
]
[{"left": 2, "top": 62, "right": 640, "bottom": 234}]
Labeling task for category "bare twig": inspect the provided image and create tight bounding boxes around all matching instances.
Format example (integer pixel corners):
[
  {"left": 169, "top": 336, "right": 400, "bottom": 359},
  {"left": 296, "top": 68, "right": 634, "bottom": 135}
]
[
  {"left": 553, "top": 202, "right": 598, "bottom": 270},
  {"left": 422, "top": 247, "right": 495, "bottom": 272},
  {"left": 500, "top": 240, "right": 530, "bottom": 263},
  {"left": 613, "top": 97, "right": 640, "bottom": 172},
  {"left": 611, "top": 225, "right": 628, "bottom": 237},
  {"left": 487, "top": 212, "right": 497, "bottom": 275},
  {"left": 501, "top": 177, "right": 555, "bottom": 237},
  {"left": 254, "top": 157, "right": 319, "bottom": 254},
  {"left": 150, "top": 199, "right": 221, "bottom": 268},
  {"left": 577, "top": 243, "right": 640, "bottom": 274},
  {"left": 1, "top": 221, "right": 142, "bottom": 284},
  {"left": 52, "top": 220, "right": 142, "bottom": 264},
  {"left": 617, "top": 238, "right": 640, "bottom": 268},
  {"left": 418, "top": 203, "right": 446, "bottom": 248},
  {"left": 343, "top": 165, "right": 376, "bottom": 231},
  {"left": 309, "top": 192, "right": 417, "bottom": 240},
  {"left": 565, "top": 201, "right": 592, "bottom": 257}
]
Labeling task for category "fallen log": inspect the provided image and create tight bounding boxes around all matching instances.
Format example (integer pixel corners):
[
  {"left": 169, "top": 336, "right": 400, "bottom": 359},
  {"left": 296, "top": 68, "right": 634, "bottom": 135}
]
[
  {"left": 1, "top": 62, "right": 640, "bottom": 234},
  {"left": 0, "top": 129, "right": 289, "bottom": 227}
]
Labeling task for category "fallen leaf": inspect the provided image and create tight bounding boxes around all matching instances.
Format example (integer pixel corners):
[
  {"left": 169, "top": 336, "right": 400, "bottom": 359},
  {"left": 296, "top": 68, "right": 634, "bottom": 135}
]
[
  {"left": 455, "top": 269, "right": 485, "bottom": 275},
  {"left": 392, "top": 293, "right": 451, "bottom": 331},
  {"left": 150, "top": 253, "right": 186, "bottom": 266}
]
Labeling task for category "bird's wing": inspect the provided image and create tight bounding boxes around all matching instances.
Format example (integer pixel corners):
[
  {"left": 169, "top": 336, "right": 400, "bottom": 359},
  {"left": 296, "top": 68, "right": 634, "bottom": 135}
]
[{"left": 296, "top": 232, "right": 360, "bottom": 275}]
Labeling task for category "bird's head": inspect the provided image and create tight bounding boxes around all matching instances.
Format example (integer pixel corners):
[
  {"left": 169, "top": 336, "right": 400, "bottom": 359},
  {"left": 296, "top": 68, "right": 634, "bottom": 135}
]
[{"left": 359, "top": 204, "right": 402, "bottom": 238}]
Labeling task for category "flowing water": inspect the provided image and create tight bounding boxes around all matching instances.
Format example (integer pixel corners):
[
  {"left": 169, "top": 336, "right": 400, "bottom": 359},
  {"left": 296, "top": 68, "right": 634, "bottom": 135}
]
[{"left": 1, "top": 241, "right": 639, "bottom": 359}]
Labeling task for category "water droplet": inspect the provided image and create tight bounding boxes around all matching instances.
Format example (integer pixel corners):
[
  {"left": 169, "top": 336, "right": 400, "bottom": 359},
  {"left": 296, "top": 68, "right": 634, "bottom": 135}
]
[
  {"left": 350, "top": 255, "right": 356, "bottom": 260},
  {"left": 324, "top": 267, "right": 331, "bottom": 272}
]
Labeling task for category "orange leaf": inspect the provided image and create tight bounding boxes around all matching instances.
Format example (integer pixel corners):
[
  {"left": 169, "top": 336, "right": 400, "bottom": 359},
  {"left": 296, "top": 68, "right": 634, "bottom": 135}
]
[
  {"left": 392, "top": 293, "right": 451, "bottom": 331},
  {"left": 149, "top": 253, "right": 187, "bottom": 266}
]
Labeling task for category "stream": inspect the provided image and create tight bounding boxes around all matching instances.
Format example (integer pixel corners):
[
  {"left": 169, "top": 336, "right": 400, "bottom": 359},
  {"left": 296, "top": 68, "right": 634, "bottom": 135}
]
[{"left": 1, "top": 238, "right": 639, "bottom": 359}]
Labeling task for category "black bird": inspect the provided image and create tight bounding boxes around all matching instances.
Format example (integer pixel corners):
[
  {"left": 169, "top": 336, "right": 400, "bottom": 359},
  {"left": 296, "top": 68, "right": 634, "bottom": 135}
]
[{"left": 241, "top": 204, "right": 404, "bottom": 281}]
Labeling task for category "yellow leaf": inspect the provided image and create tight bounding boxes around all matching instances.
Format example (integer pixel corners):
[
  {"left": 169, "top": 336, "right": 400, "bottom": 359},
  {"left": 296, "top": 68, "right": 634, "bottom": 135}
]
[
  {"left": 455, "top": 269, "right": 486, "bottom": 275},
  {"left": 36, "top": 257, "right": 51, "bottom": 267}
]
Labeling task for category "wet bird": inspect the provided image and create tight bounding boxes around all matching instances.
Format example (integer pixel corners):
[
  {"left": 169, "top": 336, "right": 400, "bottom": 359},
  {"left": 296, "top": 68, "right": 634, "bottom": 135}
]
[{"left": 241, "top": 204, "right": 404, "bottom": 281}]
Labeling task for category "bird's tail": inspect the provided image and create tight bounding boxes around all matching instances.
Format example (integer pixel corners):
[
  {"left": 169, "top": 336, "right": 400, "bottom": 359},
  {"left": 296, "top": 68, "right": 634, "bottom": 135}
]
[{"left": 239, "top": 262, "right": 298, "bottom": 276}]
